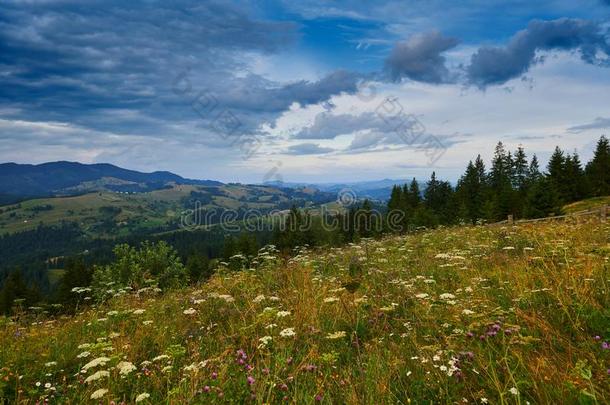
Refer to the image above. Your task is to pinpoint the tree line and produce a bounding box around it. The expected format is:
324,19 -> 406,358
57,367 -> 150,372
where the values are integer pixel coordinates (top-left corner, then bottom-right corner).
388,135 -> 610,226
1,136 -> 608,315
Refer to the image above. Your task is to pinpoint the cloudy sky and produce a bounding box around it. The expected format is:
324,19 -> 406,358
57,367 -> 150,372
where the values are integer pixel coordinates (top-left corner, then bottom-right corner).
1,0 -> 610,183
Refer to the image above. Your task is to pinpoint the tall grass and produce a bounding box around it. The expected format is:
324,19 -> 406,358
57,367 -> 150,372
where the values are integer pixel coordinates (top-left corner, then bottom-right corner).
1,219 -> 609,403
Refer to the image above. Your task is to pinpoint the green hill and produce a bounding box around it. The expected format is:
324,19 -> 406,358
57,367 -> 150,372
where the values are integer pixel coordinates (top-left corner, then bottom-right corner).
1,217 -> 608,403
563,195 -> 610,214
0,184 -> 333,237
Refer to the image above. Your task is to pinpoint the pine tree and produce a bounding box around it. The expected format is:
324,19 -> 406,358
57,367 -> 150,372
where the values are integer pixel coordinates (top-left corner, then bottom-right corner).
586,135 -> 610,196
424,172 -> 440,210
565,152 -> 588,201
489,142 -> 515,220
387,185 -> 401,212
547,146 -> 577,204
513,146 -> 529,191
527,154 -> 542,184
456,156 -> 487,223
409,178 -> 421,207
524,177 -> 562,218
489,142 -> 511,191
423,172 -> 455,224
456,161 -> 476,222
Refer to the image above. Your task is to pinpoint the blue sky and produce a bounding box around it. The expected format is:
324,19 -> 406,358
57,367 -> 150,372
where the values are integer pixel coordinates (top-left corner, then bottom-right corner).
1,0 -> 609,183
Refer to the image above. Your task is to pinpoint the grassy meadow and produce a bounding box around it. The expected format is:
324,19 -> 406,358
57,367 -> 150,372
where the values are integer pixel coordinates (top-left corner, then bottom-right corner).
1,218 -> 609,404
0,184 -> 306,237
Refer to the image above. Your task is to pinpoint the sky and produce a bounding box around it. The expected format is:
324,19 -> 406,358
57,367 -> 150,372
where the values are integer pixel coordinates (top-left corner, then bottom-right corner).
1,0 -> 610,184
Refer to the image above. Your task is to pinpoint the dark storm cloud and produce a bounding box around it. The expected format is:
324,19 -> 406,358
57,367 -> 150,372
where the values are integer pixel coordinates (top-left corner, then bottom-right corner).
466,18 -> 610,88
384,31 -> 460,84
0,0 -> 363,141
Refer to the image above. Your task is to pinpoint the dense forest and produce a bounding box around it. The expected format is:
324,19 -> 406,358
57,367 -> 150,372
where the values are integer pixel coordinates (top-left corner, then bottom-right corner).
1,136 -> 609,315
387,135 -> 610,227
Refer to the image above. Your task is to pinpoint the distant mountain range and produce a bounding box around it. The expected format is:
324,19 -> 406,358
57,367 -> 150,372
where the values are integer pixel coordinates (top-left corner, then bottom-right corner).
0,161 -> 222,201
263,178 -> 422,201
0,161 -> 419,204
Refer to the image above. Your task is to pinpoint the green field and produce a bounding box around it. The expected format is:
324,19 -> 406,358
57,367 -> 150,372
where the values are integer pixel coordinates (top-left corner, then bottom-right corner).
0,184 -> 317,237
1,217 -> 609,403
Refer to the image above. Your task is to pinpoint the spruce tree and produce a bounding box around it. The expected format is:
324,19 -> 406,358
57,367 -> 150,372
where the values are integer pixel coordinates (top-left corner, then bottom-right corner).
527,154 -> 542,184
489,142 -> 515,220
387,185 -> 401,212
409,178 -> 421,207
565,152 -> 588,201
586,135 -> 610,196
524,177 -> 562,218
513,146 -> 529,191
456,156 -> 487,223
547,146 -> 570,203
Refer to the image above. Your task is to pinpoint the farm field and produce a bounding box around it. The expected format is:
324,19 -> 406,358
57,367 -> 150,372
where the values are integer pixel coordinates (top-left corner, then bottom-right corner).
1,218 -> 608,403
0,184 -> 328,237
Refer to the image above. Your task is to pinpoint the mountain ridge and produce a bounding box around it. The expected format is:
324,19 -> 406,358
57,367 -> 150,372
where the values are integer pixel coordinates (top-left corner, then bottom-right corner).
0,161 -> 222,197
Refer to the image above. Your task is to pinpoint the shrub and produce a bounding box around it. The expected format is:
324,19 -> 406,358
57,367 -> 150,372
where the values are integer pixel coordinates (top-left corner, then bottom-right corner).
91,241 -> 187,300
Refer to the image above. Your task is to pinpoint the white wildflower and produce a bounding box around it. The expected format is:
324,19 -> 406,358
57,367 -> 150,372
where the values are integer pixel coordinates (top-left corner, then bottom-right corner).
258,336 -> 273,347
90,388 -> 108,399
116,361 -> 136,376
279,327 -> 296,338
135,393 -> 150,402
82,357 -> 110,371
85,370 -> 109,383
326,331 -> 347,339
152,354 -> 170,362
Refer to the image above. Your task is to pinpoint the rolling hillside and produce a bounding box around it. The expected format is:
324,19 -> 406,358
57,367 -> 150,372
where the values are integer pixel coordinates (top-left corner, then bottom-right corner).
1,216 -> 608,403
0,161 -> 222,197
0,183 -> 334,237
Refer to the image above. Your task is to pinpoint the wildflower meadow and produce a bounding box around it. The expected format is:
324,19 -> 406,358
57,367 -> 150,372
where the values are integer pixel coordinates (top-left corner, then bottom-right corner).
1,218 -> 609,404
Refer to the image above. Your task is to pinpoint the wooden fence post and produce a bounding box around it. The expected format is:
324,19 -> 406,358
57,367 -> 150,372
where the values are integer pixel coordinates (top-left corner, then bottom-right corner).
601,205 -> 607,223
508,214 -> 514,225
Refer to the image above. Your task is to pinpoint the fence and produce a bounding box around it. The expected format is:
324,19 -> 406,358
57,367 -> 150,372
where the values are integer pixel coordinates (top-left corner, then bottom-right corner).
490,205 -> 607,226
